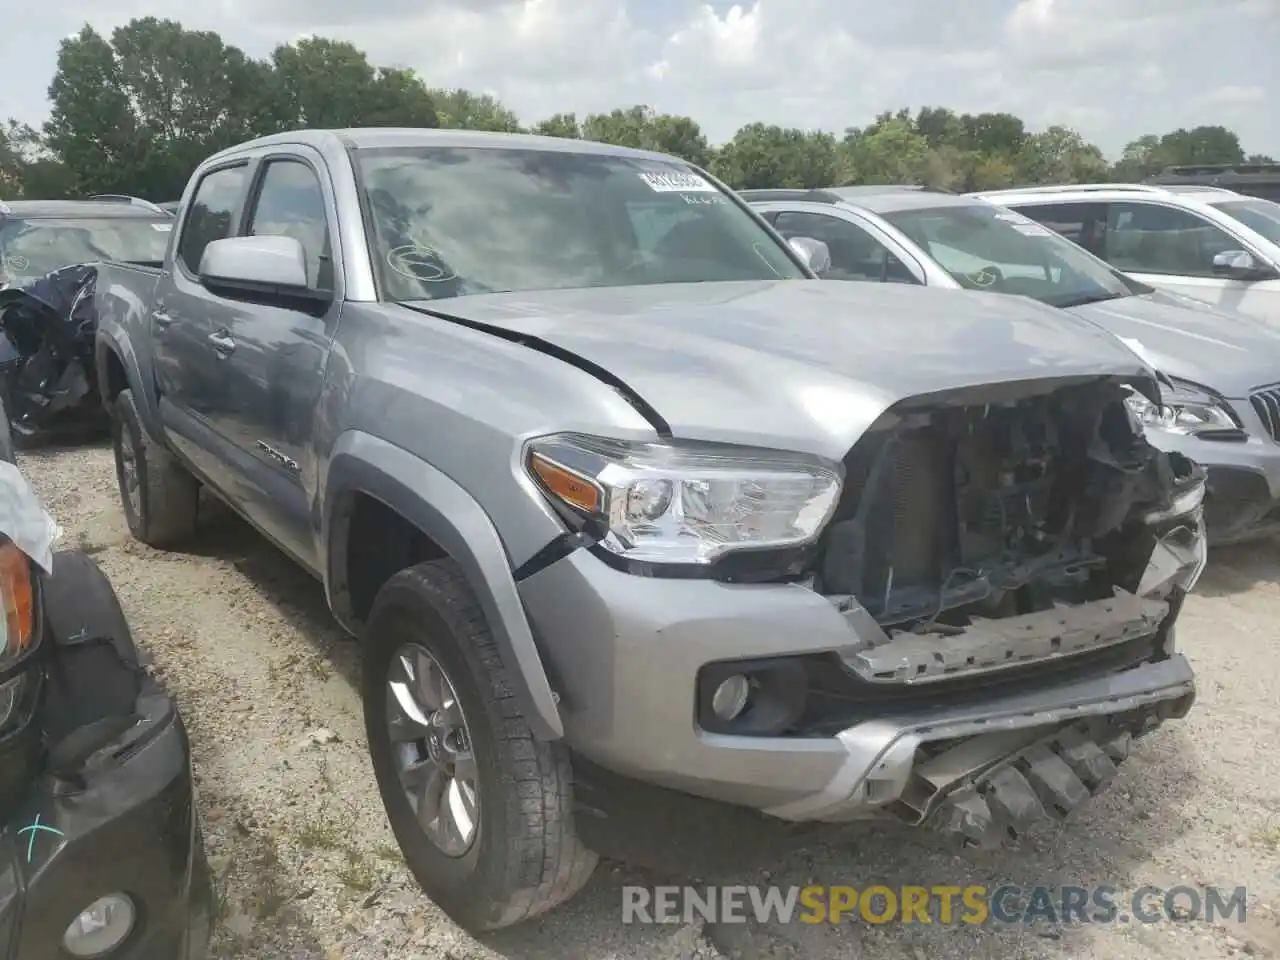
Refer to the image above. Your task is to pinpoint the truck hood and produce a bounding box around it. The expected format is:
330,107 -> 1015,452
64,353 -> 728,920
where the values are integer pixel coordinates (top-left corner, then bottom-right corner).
1065,290 -> 1280,398
407,280 -> 1156,461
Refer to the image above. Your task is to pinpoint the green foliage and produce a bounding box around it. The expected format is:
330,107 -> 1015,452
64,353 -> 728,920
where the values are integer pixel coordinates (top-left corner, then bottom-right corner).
1,19 -> 1269,201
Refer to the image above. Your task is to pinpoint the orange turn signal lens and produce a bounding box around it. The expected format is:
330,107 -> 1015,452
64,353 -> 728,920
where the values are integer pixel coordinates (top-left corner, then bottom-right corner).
529,453 -> 604,514
0,543 -> 33,657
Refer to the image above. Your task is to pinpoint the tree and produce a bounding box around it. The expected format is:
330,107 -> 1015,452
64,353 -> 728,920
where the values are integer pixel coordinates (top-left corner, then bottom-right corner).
44,19 -> 270,198
268,38 -> 437,130
531,113 -> 581,139
1016,125 -> 1109,184
430,89 -> 521,131
711,124 -> 839,189
11,20 -> 1269,200
1112,134 -> 1166,181
839,118 -> 931,185
1157,125 -> 1245,167
580,105 -> 713,167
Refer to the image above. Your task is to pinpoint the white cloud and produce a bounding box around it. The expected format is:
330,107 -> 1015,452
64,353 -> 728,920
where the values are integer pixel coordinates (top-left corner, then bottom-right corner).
0,0 -> 1274,158
1193,84 -> 1266,106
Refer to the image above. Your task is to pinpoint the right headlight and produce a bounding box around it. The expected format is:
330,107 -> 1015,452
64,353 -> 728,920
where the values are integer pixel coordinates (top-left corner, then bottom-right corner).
523,433 -> 843,567
1124,380 -> 1237,435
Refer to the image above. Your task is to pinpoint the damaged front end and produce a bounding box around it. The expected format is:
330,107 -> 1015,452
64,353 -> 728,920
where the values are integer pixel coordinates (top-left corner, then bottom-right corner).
0,264 -> 102,441
801,374 -> 1204,842
818,375 -> 1205,687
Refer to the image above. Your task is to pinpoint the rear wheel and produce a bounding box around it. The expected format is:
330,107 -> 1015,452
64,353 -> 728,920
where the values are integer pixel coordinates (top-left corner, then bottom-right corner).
362,560 -> 597,931
111,389 -> 200,548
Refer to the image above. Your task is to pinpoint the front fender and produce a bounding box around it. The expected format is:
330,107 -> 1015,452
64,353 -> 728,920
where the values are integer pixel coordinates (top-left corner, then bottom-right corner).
323,431 -> 564,740
94,328 -> 161,437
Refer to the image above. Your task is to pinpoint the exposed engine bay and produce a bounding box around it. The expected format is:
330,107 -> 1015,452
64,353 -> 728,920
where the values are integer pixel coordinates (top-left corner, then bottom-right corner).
816,376 -> 1206,686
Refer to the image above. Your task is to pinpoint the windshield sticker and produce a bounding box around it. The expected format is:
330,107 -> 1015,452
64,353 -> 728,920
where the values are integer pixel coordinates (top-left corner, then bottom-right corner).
151,222 -> 172,231
1012,222 -> 1053,237
638,171 -> 717,193
387,245 -> 457,283
681,194 -> 723,205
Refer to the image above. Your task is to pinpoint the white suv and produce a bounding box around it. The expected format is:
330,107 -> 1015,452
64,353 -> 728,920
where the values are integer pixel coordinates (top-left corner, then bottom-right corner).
972,184 -> 1280,326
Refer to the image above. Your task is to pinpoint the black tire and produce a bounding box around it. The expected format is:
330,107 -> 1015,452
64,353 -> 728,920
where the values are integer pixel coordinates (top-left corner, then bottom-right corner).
111,388 -> 199,548
363,559 -> 598,932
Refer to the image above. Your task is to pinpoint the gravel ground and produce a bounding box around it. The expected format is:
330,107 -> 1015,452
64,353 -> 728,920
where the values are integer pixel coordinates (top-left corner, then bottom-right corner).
18,438 -> 1280,960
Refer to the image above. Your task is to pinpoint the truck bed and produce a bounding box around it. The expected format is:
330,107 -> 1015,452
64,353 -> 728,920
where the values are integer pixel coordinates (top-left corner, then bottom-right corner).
92,260 -> 166,410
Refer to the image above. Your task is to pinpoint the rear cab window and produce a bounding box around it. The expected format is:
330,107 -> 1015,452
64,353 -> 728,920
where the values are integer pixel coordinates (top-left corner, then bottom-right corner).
178,164 -> 251,275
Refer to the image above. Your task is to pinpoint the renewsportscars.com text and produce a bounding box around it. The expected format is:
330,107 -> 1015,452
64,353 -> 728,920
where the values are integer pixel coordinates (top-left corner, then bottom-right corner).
622,884 -> 1248,926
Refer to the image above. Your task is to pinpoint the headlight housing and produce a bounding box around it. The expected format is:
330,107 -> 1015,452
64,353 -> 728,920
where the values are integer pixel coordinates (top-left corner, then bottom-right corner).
0,540 -> 36,732
1124,380 -> 1238,435
524,433 -> 843,567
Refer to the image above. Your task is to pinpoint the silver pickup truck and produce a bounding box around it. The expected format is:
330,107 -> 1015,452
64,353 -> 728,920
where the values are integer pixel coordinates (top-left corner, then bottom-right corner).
93,128 -> 1207,932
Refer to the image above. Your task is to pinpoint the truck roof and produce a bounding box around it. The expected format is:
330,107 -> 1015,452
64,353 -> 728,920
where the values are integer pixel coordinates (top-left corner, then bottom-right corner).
207,127 -> 690,167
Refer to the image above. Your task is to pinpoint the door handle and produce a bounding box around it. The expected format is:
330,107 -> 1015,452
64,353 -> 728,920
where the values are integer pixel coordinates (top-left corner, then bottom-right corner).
208,331 -> 236,355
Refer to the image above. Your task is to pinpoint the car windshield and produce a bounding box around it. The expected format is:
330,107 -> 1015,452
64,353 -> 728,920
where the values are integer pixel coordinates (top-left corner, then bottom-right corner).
1209,198 -> 1280,246
880,203 -> 1139,308
354,146 -> 805,301
0,217 -> 172,286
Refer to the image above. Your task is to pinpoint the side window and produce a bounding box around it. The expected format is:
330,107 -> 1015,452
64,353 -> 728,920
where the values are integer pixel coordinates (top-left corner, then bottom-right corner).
1011,202 -> 1106,256
246,159 -> 333,290
772,211 -> 920,284
1102,201 -> 1241,277
178,165 -> 249,274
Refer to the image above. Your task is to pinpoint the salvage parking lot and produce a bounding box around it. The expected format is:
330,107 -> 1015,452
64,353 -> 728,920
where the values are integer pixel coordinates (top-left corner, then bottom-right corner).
22,440 -> 1280,960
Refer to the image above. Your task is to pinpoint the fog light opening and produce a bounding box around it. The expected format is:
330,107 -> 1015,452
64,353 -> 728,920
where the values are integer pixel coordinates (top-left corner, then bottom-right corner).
62,893 -> 135,958
711,674 -> 751,721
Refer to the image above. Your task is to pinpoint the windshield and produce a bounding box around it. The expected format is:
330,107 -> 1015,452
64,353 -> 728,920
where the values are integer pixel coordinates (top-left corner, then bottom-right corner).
880,203 -> 1139,308
1210,198 -> 1280,246
0,217 -> 172,286
354,146 -> 805,301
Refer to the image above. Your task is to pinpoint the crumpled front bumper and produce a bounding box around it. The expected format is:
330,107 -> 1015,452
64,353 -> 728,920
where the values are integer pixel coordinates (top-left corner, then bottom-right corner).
762,650 -> 1194,824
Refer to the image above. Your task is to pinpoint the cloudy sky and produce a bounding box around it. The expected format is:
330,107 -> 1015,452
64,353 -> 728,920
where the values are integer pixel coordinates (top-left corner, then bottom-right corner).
1,0 -> 1276,158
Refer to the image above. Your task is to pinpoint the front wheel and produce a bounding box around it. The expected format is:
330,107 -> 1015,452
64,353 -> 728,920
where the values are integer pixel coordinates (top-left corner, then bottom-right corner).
362,560 -> 597,932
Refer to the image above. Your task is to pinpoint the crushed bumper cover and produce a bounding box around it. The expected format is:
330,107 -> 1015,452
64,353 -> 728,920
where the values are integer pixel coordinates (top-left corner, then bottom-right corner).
761,651 -> 1194,823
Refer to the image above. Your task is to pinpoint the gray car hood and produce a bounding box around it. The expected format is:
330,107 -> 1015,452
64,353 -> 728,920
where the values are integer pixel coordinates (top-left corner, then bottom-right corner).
410,280 -> 1156,461
1067,290 -> 1280,398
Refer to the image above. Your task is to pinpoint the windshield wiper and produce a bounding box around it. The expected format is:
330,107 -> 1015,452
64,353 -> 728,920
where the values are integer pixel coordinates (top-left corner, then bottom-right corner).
1054,291 -> 1129,309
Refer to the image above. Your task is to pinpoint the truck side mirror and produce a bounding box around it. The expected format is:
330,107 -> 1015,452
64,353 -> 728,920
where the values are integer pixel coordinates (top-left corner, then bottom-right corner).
788,236 -> 832,276
198,236 -> 330,308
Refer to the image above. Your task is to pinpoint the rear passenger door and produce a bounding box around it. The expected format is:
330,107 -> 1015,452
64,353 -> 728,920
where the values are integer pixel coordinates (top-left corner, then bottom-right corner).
198,151 -> 340,573
153,161 -> 253,490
